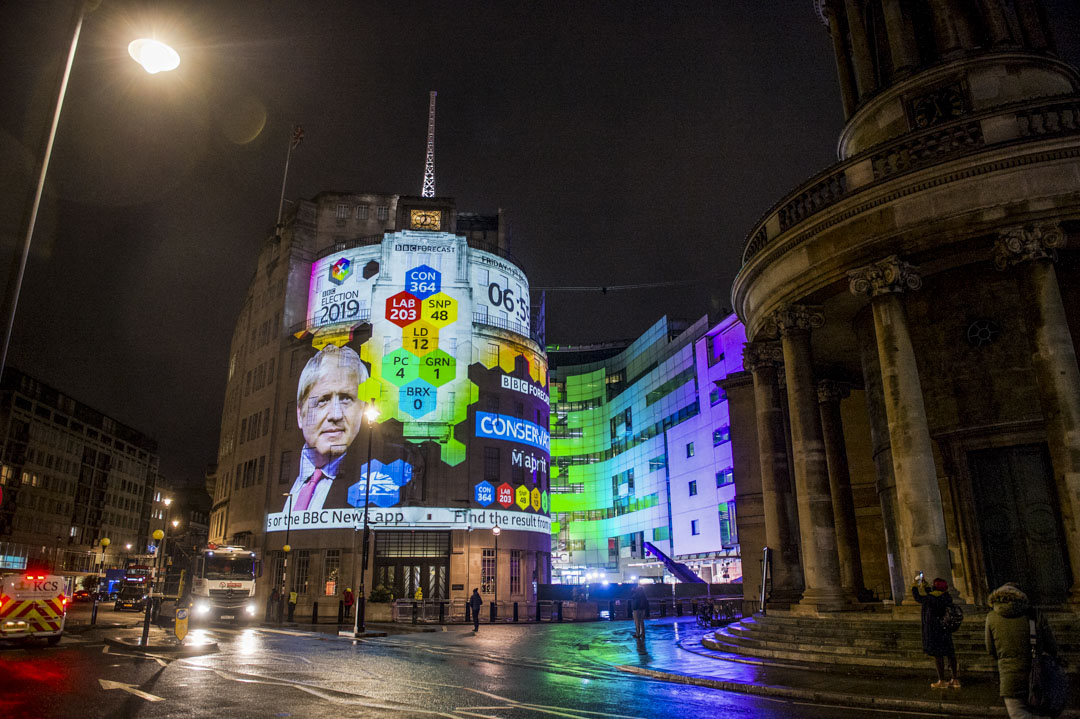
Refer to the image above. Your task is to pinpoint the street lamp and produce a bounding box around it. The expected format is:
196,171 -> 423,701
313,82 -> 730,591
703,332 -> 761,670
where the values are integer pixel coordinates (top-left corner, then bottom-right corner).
90,537 -> 109,625
0,9 -> 180,378
354,404 -> 380,638
492,525 -> 501,622
281,492 -> 293,624
141,497 -> 172,646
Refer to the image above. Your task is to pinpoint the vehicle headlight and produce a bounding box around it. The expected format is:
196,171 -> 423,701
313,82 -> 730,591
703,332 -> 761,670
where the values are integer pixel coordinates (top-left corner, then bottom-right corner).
196,602 -> 211,615
246,603 -> 257,615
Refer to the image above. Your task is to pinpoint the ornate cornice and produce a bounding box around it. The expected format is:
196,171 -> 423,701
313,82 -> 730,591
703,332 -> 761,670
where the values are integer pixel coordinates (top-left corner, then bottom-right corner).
763,304 -> 825,338
742,341 -> 784,374
992,222 -> 1066,270
848,255 -> 922,297
817,379 -> 851,404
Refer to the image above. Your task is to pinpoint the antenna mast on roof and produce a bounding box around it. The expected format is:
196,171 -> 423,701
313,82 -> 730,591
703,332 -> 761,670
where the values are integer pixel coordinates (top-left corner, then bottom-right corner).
421,91 -> 437,198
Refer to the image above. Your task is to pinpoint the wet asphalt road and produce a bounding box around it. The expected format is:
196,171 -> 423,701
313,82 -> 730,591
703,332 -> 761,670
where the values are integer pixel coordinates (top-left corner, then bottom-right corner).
2,606 -> 940,718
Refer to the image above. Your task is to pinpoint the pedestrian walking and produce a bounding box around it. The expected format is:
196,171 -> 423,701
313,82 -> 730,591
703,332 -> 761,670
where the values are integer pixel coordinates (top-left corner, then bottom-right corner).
468,588 -> 482,631
986,582 -> 1060,719
266,587 -> 279,623
912,574 -> 960,689
630,584 -> 649,638
287,590 -> 298,622
343,587 -> 354,619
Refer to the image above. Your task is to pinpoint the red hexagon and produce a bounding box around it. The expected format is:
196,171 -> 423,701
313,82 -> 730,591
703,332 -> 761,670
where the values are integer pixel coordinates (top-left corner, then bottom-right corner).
386,291 -> 420,327
497,483 -> 514,508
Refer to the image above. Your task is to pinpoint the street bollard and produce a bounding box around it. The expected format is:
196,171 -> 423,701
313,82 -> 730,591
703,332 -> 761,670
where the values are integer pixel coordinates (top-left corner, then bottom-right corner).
676,601 -> 683,616
412,601 -> 419,624
465,601 -> 471,623
312,601 -> 319,624
608,599 -> 615,620
489,601 -> 496,623
660,601 -> 667,618
337,600 -> 344,624
626,601 -> 633,620
90,600 -> 98,626
513,602 -> 519,622
691,600 -> 697,616
439,601 -> 446,624
556,600 -> 563,622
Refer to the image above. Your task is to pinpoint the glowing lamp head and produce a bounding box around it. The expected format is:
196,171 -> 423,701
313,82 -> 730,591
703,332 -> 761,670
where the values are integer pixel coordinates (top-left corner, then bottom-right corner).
100,538 -> 110,549
163,497 -> 173,507
152,529 -> 164,541
128,39 -> 180,74
283,544 -> 291,553
491,525 -> 501,537
364,405 -> 379,423
171,520 -> 180,528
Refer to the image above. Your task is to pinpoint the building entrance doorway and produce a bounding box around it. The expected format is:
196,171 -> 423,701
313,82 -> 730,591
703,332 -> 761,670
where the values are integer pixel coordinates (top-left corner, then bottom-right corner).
372,531 -> 449,600
968,444 -> 1070,604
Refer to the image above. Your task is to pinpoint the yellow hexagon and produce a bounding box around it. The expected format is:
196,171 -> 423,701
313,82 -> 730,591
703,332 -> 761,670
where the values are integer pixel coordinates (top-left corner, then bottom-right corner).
530,487 -> 541,511
403,321 -> 439,357
421,292 -> 457,328
515,485 -> 530,510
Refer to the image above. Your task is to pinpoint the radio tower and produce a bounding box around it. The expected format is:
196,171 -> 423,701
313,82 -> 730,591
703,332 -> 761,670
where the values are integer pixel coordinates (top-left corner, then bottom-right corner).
421,91 -> 437,198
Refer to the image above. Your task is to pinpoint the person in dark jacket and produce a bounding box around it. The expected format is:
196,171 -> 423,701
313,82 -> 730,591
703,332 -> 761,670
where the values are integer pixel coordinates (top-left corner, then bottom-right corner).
912,576 -> 959,689
985,582 -> 1058,719
630,585 -> 649,638
468,588 -> 483,632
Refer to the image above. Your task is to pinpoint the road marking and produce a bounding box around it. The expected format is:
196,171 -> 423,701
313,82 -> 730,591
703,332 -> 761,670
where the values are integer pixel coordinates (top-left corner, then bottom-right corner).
98,679 -> 165,702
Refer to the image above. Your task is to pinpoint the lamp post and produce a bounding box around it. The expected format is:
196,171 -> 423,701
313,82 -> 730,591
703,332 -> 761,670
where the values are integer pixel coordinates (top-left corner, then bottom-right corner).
0,8 -> 178,379
354,405 -> 380,638
281,492 -> 292,624
90,537 -> 109,625
491,524 -> 501,622
141,497 -> 171,646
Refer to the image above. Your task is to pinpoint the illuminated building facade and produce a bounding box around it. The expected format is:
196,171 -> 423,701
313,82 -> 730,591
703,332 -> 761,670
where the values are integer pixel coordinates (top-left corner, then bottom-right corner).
549,314 -> 746,584
212,194 -> 550,614
0,368 -> 163,571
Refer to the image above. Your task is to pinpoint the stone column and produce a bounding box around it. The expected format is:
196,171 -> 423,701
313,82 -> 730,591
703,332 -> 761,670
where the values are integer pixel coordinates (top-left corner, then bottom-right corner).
927,0 -> 962,57
843,0 -> 877,100
817,379 -> 865,596
824,0 -> 858,118
848,257 -> 952,597
994,224 -> 1080,603
880,0 -> 919,74
976,0 -> 1015,47
743,341 -> 805,601
768,306 -> 852,610
1014,0 -> 1050,52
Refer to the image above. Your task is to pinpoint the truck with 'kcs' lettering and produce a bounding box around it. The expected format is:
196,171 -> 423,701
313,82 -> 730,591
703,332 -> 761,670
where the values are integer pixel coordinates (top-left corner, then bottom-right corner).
0,572 -> 72,644
190,545 -> 261,623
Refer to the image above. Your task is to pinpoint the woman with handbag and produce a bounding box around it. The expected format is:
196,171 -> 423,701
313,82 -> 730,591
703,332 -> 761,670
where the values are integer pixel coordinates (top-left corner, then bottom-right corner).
985,582 -> 1061,718
913,575 -> 960,688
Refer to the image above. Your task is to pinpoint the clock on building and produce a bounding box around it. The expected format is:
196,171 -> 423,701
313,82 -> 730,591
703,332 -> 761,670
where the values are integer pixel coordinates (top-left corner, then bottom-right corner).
410,209 -> 441,231
911,87 -> 965,129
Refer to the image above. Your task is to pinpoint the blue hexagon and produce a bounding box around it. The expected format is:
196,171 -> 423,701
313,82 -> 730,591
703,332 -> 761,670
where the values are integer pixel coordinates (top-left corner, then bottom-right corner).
474,481 -> 494,507
347,460 -> 405,508
404,265 -> 441,300
400,380 -> 437,419
383,459 -> 414,487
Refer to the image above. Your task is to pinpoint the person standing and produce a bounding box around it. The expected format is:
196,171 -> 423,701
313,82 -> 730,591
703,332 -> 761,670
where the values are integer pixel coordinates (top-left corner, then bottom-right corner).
986,582 -> 1059,719
287,589 -> 298,622
468,588 -> 483,632
912,575 -> 960,689
343,587 -> 354,620
630,584 -> 649,638
266,587 -> 279,623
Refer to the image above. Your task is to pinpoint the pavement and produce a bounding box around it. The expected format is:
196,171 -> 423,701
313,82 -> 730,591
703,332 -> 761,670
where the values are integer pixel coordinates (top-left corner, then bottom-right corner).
66,610 -> 1078,717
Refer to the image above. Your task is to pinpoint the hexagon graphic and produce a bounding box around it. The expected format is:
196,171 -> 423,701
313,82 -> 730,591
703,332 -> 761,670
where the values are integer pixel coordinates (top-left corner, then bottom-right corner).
329,257 -> 352,285
474,481 -> 495,507
496,483 -> 514,508
541,491 -> 549,513
383,348 -> 419,387
421,293 -> 457,328
401,380 -> 437,418
419,349 -> 456,387
515,485 -> 530,510
386,291 -> 420,328
362,260 -> 380,279
347,460 -> 406,508
531,487 -> 541,512
405,265 -> 441,300
403,321 -> 438,357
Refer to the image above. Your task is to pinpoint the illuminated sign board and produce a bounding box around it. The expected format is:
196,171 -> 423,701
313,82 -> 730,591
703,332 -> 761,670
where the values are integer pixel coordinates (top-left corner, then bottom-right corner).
269,231 -> 549,535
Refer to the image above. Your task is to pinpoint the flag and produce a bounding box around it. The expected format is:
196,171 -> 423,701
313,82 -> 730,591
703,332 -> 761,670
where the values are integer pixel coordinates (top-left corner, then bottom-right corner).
291,125 -> 304,149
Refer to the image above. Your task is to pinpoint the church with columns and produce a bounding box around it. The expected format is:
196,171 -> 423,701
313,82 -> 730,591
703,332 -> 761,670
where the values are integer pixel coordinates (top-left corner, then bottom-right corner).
723,0 -> 1080,612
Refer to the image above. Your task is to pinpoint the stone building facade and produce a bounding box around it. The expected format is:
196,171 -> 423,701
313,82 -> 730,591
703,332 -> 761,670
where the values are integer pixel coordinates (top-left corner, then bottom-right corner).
725,0 -> 1080,611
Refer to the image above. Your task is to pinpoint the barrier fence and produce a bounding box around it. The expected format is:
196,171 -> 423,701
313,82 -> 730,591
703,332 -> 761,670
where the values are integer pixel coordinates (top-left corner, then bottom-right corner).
388,596 -> 744,625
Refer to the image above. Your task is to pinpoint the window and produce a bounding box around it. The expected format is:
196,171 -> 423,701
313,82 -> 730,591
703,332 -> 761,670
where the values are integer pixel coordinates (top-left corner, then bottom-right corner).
336,204 -> 348,219
716,468 -> 734,487
686,442 -> 694,458
510,550 -> 522,595
324,550 -> 340,595
688,480 -> 698,497
293,550 -> 310,594
713,425 -> 730,446
271,550 -> 285,590
279,451 -> 293,484
719,501 -> 738,546
691,519 -> 700,536
484,447 -> 500,481
355,205 -> 368,220
481,548 -> 495,593
377,205 -> 389,221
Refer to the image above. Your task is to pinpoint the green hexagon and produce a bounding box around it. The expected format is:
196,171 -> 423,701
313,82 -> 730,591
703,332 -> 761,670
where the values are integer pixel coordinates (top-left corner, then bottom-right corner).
419,349 -> 456,387
383,348 -> 419,387
422,292 -> 458,328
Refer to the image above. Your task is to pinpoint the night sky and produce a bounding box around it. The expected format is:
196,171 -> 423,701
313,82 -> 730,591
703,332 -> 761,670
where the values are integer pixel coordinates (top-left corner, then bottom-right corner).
1,1 -> 1077,488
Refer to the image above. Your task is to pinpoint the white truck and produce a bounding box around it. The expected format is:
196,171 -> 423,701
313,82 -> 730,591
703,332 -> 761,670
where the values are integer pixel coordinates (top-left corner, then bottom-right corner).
190,545 -> 260,624
0,572 -> 72,644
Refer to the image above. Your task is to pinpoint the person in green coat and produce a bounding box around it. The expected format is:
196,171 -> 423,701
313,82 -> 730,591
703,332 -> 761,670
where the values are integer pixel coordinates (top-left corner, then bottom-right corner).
985,582 -> 1058,718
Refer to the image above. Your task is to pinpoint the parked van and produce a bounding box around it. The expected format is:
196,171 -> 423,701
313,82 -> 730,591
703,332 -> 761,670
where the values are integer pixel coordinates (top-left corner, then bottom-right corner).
0,573 -> 72,644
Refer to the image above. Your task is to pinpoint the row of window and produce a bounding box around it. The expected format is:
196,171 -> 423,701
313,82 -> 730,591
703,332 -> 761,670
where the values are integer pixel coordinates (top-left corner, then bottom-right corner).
245,357 -> 276,397
239,408 -> 271,445
335,204 -> 390,221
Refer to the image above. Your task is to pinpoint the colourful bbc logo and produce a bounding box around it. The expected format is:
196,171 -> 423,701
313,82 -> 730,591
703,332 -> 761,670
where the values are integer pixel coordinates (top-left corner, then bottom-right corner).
329,257 -> 352,286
